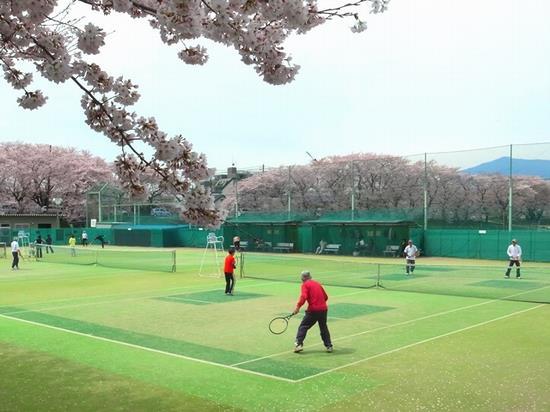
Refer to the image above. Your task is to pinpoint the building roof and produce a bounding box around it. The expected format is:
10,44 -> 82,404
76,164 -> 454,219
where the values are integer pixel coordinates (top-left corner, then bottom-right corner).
0,213 -> 59,217
304,219 -> 415,225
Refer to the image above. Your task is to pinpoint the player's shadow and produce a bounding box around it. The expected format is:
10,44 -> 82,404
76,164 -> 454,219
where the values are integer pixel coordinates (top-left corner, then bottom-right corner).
297,347 -> 356,356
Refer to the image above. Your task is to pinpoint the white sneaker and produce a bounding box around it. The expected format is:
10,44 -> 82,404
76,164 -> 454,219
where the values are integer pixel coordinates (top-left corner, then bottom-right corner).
294,344 -> 303,353
326,346 -> 333,353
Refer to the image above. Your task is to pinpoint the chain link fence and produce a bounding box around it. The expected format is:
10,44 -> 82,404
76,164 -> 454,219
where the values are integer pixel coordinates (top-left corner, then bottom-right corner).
221,142 -> 550,230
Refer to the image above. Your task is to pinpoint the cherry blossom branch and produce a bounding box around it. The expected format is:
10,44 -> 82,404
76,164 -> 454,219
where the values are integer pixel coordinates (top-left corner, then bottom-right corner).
318,0 -> 370,15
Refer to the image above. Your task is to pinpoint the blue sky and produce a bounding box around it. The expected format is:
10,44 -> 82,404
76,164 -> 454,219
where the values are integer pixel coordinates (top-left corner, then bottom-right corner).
1,0 -> 549,171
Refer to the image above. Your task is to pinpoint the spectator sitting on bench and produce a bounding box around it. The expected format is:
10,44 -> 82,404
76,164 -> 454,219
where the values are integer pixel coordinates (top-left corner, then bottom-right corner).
315,239 -> 327,254
354,237 -> 366,255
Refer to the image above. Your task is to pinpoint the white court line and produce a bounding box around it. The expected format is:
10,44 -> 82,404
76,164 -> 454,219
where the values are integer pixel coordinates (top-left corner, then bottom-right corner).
2,274 -> 548,383
295,304 -> 545,383
0,286 -> 547,384
332,289 -> 372,298
0,280 -> 281,317
164,297 -> 213,304
0,313 -> 295,384
0,283 -> 218,310
231,284 -> 550,367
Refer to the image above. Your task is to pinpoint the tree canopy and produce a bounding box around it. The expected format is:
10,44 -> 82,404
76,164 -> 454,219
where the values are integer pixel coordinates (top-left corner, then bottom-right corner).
222,153 -> 550,227
0,1 -> 388,227
0,142 -> 113,222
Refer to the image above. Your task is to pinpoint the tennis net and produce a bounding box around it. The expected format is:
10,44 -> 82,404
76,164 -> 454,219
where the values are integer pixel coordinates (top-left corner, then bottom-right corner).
241,253 -> 550,304
33,244 -> 176,273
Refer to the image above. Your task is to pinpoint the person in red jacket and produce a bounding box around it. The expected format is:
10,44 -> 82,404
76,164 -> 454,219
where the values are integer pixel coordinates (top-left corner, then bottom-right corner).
224,247 -> 237,295
292,270 -> 333,353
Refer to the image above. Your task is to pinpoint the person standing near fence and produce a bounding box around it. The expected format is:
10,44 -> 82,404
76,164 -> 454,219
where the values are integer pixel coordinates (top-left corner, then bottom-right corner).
82,231 -> 89,247
224,247 -> 236,295
68,234 -> 77,257
403,239 -> 419,275
10,237 -> 20,270
45,234 -> 54,253
292,271 -> 333,353
504,239 -> 522,279
232,236 -> 241,251
35,234 -> 43,258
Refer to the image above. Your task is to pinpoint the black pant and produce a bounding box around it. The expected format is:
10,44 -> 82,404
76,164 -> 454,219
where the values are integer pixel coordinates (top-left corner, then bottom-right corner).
46,245 -> 54,253
506,260 -> 521,277
295,310 -> 332,347
36,245 -> 43,258
224,273 -> 234,294
12,251 -> 19,269
406,259 -> 416,273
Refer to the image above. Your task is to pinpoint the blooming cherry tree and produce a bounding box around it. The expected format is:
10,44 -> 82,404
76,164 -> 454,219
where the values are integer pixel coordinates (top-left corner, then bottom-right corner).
0,142 -> 113,222
0,0 -> 389,227
221,153 -> 550,227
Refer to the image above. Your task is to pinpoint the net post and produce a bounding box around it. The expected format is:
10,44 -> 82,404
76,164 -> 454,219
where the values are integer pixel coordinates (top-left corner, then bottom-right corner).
239,251 -> 245,278
366,263 -> 385,289
171,249 -> 176,273
375,263 -> 386,288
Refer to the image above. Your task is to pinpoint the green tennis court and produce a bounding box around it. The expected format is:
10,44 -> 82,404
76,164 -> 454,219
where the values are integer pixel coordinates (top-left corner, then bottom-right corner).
1,247 -> 549,411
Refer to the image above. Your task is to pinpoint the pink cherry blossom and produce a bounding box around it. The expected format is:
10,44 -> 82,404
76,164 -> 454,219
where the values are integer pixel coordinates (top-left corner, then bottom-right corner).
0,0 -> 387,227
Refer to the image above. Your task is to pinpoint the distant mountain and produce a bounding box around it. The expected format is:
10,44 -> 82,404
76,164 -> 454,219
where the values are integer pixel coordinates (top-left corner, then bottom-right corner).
463,157 -> 550,179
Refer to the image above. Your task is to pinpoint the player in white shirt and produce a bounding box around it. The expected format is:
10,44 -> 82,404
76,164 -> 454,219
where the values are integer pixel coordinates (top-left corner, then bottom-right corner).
10,237 -> 20,270
403,239 -> 419,275
504,239 -> 522,279
82,231 -> 89,247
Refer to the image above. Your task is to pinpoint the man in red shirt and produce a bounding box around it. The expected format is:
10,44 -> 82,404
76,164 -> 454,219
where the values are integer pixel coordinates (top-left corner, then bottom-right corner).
292,271 -> 333,353
224,247 -> 237,295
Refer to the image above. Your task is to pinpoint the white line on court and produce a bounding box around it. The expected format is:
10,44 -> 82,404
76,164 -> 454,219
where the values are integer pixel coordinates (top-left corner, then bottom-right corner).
2,271 -> 548,383
0,276 -> 373,317
231,284 -> 550,367
0,280 -> 282,316
294,304 -> 545,383
0,313 -> 296,384
167,297 -> 213,304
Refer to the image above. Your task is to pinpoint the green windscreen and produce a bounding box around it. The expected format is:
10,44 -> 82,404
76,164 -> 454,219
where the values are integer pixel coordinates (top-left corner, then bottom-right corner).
33,245 -> 176,273
241,253 -> 550,304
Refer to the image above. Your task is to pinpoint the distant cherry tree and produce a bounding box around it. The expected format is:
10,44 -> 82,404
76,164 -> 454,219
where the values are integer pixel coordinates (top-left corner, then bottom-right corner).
0,142 -> 113,222
0,1 -> 389,227
221,153 -> 550,227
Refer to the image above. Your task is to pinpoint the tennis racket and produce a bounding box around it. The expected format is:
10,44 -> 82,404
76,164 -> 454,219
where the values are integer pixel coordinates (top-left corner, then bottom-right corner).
269,314 -> 294,335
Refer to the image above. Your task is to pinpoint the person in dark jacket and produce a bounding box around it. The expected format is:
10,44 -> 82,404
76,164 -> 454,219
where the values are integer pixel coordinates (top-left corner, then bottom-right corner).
45,234 -> 54,253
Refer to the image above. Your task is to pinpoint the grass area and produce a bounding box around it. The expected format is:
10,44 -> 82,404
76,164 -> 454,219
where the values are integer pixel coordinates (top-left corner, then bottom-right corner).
1,247 -> 549,411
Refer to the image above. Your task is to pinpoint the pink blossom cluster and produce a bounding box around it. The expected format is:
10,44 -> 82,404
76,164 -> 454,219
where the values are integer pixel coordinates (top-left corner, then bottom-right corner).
0,0 -> 387,227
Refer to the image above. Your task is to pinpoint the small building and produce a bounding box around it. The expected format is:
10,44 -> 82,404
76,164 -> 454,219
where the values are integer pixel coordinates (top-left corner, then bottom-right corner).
0,213 -> 61,243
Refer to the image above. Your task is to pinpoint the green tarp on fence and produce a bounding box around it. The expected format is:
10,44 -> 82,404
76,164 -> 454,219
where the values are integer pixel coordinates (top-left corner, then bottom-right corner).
419,229 -> 550,261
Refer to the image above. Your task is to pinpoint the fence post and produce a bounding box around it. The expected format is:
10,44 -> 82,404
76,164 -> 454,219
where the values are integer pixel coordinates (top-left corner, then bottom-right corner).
508,145 -> 513,232
351,160 -> 356,221
287,165 -> 292,220
423,153 -> 428,230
